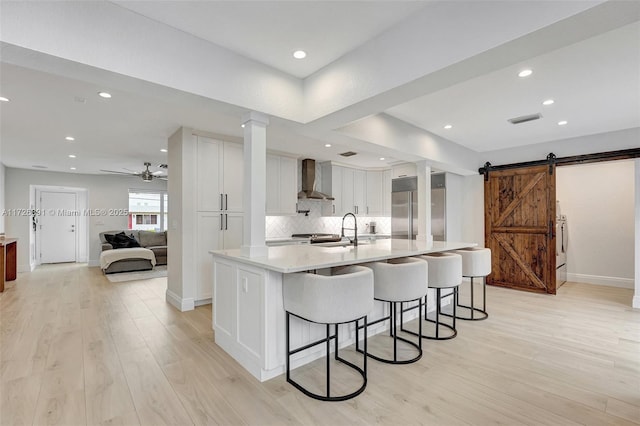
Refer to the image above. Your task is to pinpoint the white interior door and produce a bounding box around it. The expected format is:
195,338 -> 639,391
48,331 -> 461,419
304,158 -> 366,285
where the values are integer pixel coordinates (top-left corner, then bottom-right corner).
40,191 -> 77,263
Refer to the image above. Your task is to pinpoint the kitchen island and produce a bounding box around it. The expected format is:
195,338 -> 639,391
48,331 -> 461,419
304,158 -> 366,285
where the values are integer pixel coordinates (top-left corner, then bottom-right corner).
210,239 -> 475,381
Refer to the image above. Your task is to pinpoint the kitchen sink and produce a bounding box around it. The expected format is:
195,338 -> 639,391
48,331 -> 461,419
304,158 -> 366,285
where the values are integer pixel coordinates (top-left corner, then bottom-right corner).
311,240 -> 371,247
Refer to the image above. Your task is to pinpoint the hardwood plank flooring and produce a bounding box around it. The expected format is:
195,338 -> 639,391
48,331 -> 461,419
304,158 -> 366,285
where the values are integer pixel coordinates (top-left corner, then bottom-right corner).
0,264 -> 638,425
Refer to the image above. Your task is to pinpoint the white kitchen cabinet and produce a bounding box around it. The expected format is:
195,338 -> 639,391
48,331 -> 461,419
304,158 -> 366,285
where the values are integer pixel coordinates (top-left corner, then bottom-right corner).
223,212 -> 244,249
339,167 -> 366,215
196,212 -> 221,301
195,135 -> 244,302
365,170 -> 392,216
196,211 -> 243,301
197,136 -> 243,212
266,154 -> 297,215
222,142 -> 244,212
322,162 -> 391,217
321,163 -> 343,216
366,171 -> 383,216
353,169 -> 366,215
383,169 -> 392,216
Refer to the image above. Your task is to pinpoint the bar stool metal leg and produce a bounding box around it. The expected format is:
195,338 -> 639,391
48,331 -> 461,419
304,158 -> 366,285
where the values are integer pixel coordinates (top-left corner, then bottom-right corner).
286,313 -> 368,402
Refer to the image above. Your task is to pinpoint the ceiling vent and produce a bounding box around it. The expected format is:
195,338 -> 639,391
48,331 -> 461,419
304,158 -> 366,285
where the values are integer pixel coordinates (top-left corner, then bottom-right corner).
508,113 -> 542,125
339,151 -> 357,157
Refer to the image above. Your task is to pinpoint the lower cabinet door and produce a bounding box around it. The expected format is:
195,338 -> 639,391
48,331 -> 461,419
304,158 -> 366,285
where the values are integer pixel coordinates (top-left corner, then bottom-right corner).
197,212 -> 222,301
223,213 -> 244,249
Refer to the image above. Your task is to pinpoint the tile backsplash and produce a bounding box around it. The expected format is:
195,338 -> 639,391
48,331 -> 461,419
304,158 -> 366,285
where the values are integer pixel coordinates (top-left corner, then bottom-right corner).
265,199 -> 390,238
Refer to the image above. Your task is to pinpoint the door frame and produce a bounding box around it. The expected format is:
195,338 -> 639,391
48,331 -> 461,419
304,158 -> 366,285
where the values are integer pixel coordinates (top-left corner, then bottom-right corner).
31,185 -> 89,269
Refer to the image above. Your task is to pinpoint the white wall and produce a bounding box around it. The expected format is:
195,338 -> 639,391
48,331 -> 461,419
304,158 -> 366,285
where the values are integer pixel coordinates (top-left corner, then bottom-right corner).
0,163 -> 5,235
556,160 -> 635,288
5,167 -> 166,271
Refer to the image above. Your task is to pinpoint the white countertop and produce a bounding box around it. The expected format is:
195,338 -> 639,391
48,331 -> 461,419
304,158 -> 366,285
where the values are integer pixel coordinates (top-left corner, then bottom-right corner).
210,239 -> 476,273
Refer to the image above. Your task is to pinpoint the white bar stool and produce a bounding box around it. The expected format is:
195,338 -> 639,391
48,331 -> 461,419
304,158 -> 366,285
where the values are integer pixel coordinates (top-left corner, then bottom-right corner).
283,265 -> 374,402
357,257 -> 428,364
450,247 -> 491,321
404,252 -> 462,340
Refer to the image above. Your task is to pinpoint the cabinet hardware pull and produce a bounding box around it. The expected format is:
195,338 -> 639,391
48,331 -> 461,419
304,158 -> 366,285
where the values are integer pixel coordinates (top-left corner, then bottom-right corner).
225,214 -> 228,230
225,194 -> 228,211
220,214 -> 223,231
332,205 -> 335,214
220,194 -> 223,211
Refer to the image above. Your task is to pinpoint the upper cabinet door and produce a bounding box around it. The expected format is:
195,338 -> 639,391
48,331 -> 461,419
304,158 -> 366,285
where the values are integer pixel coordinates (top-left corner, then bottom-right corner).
341,167 -> 354,215
197,137 -> 223,212
365,170 -> 383,216
266,155 -> 297,215
222,142 -> 244,212
353,170 -> 366,215
383,170 -> 392,216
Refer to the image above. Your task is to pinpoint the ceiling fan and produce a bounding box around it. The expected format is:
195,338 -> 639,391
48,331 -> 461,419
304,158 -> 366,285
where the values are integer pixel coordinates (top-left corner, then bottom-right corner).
101,162 -> 168,182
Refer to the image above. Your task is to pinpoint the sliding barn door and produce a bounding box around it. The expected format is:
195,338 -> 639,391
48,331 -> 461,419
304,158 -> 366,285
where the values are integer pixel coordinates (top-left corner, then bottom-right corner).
484,165 -> 556,294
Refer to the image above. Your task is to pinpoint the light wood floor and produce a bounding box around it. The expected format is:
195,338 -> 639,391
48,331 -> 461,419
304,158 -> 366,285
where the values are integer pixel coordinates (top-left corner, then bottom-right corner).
1,264 -> 638,425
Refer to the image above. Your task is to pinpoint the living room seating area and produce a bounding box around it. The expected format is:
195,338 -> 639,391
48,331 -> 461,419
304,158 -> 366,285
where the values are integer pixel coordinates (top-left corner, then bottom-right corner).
99,230 -> 167,274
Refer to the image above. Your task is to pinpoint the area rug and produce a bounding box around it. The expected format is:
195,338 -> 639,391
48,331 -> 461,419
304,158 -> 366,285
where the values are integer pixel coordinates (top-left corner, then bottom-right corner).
105,265 -> 167,283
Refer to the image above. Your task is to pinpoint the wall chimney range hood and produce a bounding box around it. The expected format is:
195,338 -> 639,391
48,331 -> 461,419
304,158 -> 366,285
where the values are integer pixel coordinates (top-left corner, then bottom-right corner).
297,159 -> 334,200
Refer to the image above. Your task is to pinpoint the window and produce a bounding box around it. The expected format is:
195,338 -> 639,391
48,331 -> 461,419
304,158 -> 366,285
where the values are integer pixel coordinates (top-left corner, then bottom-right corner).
128,191 -> 167,231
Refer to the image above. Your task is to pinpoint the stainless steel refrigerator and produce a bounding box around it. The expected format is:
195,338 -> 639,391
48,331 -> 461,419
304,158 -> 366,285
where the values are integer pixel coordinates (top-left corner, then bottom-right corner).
391,176 -> 418,239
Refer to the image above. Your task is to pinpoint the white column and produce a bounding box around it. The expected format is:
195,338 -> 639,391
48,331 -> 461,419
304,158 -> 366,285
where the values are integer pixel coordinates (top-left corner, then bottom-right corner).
241,112 -> 269,258
633,158 -> 640,309
416,160 -> 434,244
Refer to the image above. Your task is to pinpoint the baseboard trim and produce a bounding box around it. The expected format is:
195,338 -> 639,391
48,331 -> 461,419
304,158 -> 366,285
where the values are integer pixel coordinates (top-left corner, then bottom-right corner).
195,298 -> 212,306
567,273 -> 634,289
166,289 -> 195,312
633,295 -> 640,309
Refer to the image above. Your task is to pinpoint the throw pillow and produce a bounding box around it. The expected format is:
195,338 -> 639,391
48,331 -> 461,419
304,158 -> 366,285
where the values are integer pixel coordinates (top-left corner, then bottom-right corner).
105,232 -> 139,249
112,233 -> 132,249
128,234 -> 141,247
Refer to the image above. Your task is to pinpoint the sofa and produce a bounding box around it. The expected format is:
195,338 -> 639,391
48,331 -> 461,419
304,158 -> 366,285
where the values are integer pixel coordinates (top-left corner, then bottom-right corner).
99,230 -> 167,273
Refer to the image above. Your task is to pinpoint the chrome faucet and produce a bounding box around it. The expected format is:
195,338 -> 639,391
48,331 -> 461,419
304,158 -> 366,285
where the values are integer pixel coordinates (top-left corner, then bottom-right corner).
341,212 -> 358,247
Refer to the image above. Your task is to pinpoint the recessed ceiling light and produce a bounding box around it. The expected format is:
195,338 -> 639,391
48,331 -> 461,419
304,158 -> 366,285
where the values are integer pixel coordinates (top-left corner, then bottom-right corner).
324,144 -> 331,148
293,50 -> 307,59
241,124 -> 245,128
65,136 -> 75,141
160,148 -> 168,153
518,69 -> 533,78
98,91 -> 112,98
558,120 -> 568,126
379,157 -> 385,161
0,96 -> 9,102
70,167 -> 76,170
444,124 -> 452,129
542,99 -> 555,106
68,154 -> 76,158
